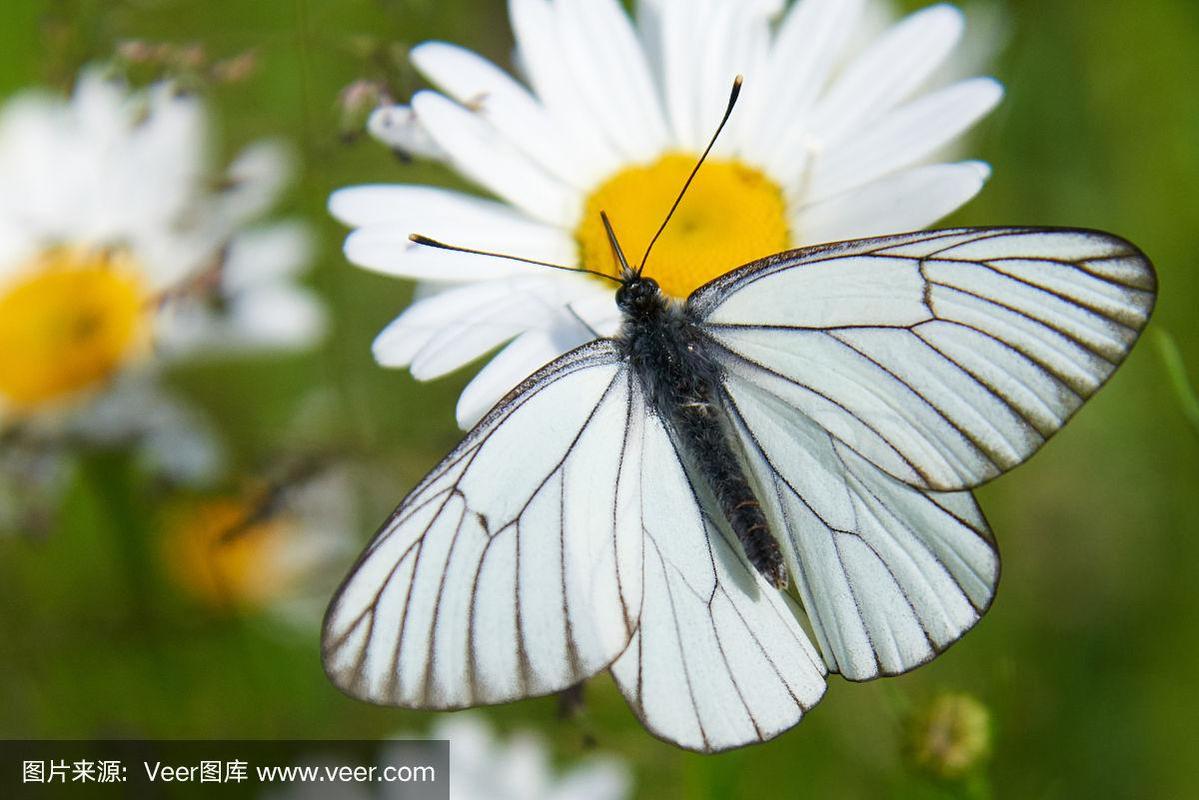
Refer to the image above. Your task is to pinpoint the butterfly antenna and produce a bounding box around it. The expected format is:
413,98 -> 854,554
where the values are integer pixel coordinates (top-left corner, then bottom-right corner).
600,211 -> 635,281
408,234 -> 623,285
637,75 -> 743,275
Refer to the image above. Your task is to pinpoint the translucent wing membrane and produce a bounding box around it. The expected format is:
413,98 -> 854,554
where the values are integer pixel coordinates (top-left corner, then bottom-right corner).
691,228 -> 1156,491
609,394 -> 827,751
721,371 -> 998,680
323,341 -> 645,708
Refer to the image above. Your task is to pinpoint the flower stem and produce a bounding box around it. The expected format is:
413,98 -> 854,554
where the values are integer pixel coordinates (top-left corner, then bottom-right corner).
79,450 -> 157,628
1155,330 -> 1199,438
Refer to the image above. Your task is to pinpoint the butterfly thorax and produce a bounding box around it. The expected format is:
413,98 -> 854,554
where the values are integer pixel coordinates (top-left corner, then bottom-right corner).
616,276 -> 788,589
616,277 -> 717,412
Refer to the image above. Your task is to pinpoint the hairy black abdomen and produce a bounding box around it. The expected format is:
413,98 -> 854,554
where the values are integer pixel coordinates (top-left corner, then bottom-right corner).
670,401 -> 788,589
619,297 -> 787,589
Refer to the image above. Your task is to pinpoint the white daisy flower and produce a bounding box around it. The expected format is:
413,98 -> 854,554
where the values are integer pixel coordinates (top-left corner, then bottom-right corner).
332,0 -> 1003,429
0,68 -> 325,428
0,68 -> 326,535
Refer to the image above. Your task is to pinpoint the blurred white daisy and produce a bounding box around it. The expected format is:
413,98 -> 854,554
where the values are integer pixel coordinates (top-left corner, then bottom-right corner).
0,68 -> 326,532
267,714 -> 630,800
332,0 -> 1003,429
0,68 -> 324,425
399,714 -> 629,800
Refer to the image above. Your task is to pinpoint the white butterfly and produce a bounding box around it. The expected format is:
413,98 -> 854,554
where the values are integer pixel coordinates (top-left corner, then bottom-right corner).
323,222 -> 1155,752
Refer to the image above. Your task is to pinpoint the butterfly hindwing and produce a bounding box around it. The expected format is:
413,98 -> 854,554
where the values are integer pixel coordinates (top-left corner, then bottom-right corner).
609,394 -> 827,752
720,369 -> 998,680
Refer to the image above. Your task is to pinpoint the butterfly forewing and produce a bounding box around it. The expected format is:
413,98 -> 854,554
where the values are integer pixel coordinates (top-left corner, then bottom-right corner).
690,227 -> 1156,492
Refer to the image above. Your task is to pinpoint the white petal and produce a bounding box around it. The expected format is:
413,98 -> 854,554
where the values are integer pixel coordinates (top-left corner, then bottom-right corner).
807,77 -> 1002,201
0,70 -> 302,310
156,282 -> 326,355
331,183 -> 533,229
635,0 -> 667,84
552,0 -> 670,161
345,231 -> 527,282
153,301 -> 213,355
566,290 -> 623,338
649,0 -> 784,156
0,220 -> 34,274
332,185 -> 576,271
807,4 -> 965,144
700,1 -> 775,158
335,187 -> 577,282
724,18 -> 779,158
508,0 -> 624,179
411,91 -> 581,227
455,323 -> 592,429
552,760 -> 633,800
348,230 -> 580,282
366,104 -> 446,161
406,300 -> 538,379
222,221 -> 313,290
228,284 -> 328,350
371,275 -> 591,377
410,42 -> 590,187
656,0 -> 710,149
746,0 -> 865,170
796,161 -> 990,243
220,140 -> 293,224
121,85 -> 208,234
653,0 -> 784,155
73,70 -> 139,152
454,281 -> 618,427
371,285 -> 497,371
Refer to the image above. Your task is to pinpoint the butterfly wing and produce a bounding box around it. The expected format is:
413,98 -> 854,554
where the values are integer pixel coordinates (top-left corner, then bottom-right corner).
323,340 -> 645,708
609,386 -> 828,752
720,370 -> 998,680
325,334 -> 828,748
690,227 -> 1156,492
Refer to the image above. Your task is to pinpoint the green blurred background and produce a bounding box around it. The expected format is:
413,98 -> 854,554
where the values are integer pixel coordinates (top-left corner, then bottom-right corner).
1,0 -> 1197,797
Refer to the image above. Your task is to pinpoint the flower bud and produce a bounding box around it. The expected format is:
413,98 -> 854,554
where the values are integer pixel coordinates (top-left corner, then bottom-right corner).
905,692 -> 992,780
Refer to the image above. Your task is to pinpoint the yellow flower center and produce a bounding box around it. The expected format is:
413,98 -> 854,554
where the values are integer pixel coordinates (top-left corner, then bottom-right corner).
0,247 -> 150,412
576,153 -> 792,298
162,496 -> 296,610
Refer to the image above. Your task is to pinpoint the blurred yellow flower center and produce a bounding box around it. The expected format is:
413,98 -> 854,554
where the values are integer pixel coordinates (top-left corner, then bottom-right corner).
163,497 -> 295,609
0,248 -> 149,412
576,153 -> 792,298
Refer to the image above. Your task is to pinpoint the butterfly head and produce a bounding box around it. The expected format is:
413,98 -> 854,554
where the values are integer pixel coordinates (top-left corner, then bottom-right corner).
615,275 -> 662,318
